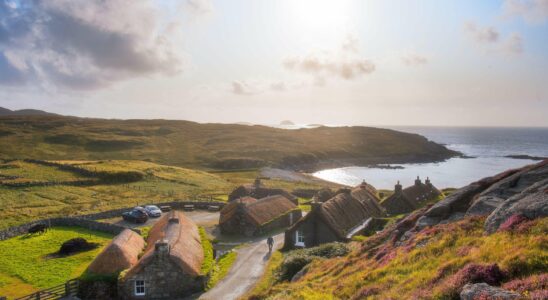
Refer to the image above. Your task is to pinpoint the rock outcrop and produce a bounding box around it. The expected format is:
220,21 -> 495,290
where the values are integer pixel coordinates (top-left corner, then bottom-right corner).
460,283 -> 521,300
416,160 -> 548,233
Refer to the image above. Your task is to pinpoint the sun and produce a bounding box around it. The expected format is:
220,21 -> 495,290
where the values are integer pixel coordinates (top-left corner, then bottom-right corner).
286,0 -> 355,33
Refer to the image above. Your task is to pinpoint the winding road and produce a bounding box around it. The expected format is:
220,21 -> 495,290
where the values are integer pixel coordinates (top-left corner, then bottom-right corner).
199,234 -> 284,300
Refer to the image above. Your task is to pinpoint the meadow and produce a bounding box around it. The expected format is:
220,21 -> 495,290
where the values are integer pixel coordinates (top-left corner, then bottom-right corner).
0,226 -> 114,298
0,115 -> 457,171
0,160 -> 330,229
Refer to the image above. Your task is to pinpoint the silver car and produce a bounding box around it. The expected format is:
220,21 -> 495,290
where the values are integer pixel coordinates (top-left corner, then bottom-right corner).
144,205 -> 162,218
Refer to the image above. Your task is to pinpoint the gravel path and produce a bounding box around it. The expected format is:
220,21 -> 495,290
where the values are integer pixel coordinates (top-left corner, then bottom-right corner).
199,234 -> 284,300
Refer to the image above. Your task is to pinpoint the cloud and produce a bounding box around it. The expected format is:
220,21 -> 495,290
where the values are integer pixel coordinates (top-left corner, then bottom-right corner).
464,22 -> 524,56
231,81 -> 259,95
270,82 -> 286,92
401,54 -> 428,67
502,32 -> 524,54
184,0 -> 214,15
502,0 -> 548,24
464,22 -> 500,44
0,0 -> 194,90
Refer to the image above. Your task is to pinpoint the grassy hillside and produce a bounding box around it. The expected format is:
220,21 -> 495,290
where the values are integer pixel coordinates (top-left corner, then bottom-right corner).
0,115 -> 457,171
0,227 -> 113,298
250,216 -> 547,299
0,160 -> 334,229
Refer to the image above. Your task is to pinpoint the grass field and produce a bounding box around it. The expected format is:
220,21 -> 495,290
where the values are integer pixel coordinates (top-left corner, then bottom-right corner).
0,226 -> 114,298
0,115 -> 457,171
0,160 -> 332,229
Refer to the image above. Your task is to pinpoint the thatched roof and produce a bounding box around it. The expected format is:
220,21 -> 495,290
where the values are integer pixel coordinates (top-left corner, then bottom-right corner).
383,180 -> 441,211
318,191 -> 383,239
228,183 -> 297,203
220,195 -> 297,227
219,197 -> 257,225
125,211 -> 204,277
86,229 -> 145,275
245,195 -> 297,226
289,184 -> 385,240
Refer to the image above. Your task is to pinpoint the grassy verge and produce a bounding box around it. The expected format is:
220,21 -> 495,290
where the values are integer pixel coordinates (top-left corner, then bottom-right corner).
0,226 -> 113,298
206,251 -> 238,290
199,227 -> 214,276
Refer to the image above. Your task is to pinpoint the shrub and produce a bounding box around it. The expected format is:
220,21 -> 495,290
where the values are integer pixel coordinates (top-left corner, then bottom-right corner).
438,263 -> 505,299
502,273 -> 548,296
277,253 -> 314,282
277,243 -> 349,282
498,214 -> 529,232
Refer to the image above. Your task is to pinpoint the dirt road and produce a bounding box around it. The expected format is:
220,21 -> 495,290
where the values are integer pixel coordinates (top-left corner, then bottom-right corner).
199,234 -> 284,300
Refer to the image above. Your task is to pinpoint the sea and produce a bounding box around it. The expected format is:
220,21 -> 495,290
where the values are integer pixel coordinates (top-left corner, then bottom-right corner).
312,126 -> 548,189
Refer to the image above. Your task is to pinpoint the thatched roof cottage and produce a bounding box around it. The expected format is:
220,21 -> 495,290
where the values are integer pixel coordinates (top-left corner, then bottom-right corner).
220,195 -> 302,237
118,211 -> 205,299
381,177 -> 441,215
228,178 -> 298,204
284,183 -> 385,249
86,229 -> 145,275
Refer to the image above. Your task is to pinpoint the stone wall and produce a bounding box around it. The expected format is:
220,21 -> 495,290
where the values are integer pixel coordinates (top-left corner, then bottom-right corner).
0,200 -> 224,241
0,217 -> 138,241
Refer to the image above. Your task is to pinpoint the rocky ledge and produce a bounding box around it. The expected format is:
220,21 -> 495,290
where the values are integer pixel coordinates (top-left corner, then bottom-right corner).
415,159 -> 547,233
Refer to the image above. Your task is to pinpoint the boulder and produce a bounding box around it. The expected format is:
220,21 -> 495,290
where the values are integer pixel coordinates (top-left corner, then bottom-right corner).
460,283 -> 521,300
467,161 -> 548,217
484,179 -> 548,234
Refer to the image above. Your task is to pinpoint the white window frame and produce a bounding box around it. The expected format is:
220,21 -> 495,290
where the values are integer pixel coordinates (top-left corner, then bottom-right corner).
295,229 -> 305,247
134,280 -> 145,296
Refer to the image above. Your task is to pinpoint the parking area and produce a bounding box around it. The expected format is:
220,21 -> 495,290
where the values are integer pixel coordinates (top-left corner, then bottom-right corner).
98,210 -> 221,234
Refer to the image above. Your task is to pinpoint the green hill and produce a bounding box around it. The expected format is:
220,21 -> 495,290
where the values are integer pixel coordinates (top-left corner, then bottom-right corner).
0,115 -> 457,171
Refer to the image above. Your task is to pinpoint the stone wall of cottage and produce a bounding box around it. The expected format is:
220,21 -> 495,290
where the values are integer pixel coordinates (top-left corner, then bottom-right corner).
118,245 -> 204,299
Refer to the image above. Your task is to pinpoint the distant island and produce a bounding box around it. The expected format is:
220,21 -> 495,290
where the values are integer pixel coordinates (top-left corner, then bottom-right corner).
0,106 -> 57,116
279,120 -> 295,126
0,114 -> 459,171
505,154 -> 547,161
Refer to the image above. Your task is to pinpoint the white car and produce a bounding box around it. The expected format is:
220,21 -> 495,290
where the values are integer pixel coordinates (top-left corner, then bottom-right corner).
144,205 -> 162,218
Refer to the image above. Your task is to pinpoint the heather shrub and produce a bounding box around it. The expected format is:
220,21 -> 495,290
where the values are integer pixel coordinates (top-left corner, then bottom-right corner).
503,273 -> 548,296
437,263 -> 505,299
498,214 -> 529,232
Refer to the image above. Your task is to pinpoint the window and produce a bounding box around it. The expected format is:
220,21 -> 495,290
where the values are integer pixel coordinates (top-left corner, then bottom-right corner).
135,280 -> 145,296
295,229 -> 305,247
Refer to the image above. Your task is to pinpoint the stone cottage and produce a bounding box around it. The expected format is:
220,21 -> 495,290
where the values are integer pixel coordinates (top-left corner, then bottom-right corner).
118,211 -> 205,299
86,229 -> 145,275
220,195 -> 302,236
284,183 -> 385,249
381,177 -> 441,215
228,178 -> 298,204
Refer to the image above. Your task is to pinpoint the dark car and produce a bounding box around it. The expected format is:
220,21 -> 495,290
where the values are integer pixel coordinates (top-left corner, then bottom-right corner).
122,207 -> 148,223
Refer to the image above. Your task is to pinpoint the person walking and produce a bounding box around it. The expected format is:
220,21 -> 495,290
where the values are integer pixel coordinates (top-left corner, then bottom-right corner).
267,236 -> 274,252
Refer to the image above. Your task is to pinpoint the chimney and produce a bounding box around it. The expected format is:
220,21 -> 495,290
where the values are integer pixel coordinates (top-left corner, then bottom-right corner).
425,177 -> 432,186
155,239 -> 170,259
168,217 -> 180,224
395,181 -> 402,194
310,201 -> 322,213
360,180 -> 367,189
253,178 -> 261,188
415,176 -> 422,186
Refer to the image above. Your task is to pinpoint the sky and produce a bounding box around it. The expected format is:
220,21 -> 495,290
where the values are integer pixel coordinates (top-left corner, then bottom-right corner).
0,0 -> 547,127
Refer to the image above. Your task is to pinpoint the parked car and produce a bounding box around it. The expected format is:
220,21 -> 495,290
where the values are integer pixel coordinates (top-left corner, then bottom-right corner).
122,207 -> 148,223
144,205 -> 162,217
